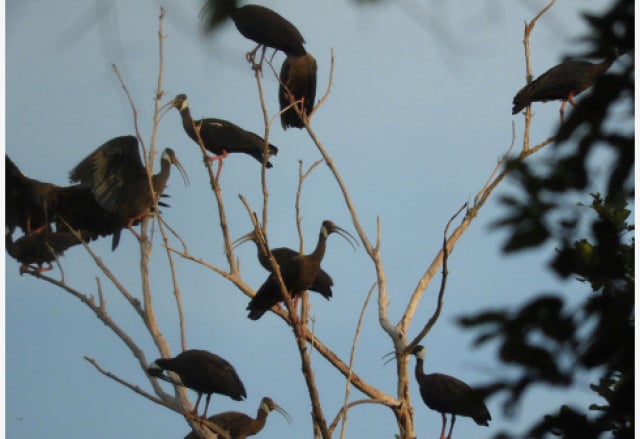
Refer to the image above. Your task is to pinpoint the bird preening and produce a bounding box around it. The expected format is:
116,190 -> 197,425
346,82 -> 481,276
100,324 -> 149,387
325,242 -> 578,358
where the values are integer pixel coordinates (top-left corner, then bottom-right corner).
410,345 -> 490,439
245,220 -> 357,320
148,349 -> 247,419
279,53 -> 318,129
512,49 -> 619,122
184,396 -> 292,439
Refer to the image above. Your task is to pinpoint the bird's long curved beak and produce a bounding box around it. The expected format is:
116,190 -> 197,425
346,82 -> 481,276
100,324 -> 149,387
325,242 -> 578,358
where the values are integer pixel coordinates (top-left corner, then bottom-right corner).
333,226 -> 358,250
231,230 -> 258,250
158,99 -> 176,121
171,156 -> 190,187
272,403 -> 293,424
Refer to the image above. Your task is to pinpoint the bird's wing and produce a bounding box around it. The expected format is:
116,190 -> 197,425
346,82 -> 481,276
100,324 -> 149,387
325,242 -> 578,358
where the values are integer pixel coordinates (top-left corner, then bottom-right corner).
69,135 -> 146,212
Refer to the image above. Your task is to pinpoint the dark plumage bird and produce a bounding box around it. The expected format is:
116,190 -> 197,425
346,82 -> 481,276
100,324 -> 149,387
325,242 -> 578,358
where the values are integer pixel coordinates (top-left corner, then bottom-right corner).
184,396 -> 292,439
411,345 -> 490,439
231,229 -> 333,298
69,135 -> 188,248
6,155 -> 62,236
6,155 -> 128,249
148,349 -> 247,419
6,229 -> 88,274
512,51 -> 618,121
200,2 -> 306,61
279,53 -> 317,129
166,94 -> 278,169
246,220 -> 357,320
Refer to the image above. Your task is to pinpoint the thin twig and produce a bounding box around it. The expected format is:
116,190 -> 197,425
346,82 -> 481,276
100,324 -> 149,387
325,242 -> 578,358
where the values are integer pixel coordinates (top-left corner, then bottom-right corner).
406,202 -> 467,352
337,283 -> 375,438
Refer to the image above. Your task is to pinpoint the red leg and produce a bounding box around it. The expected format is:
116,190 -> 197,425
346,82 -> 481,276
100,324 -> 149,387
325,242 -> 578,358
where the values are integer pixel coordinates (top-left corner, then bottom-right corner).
559,99 -> 568,124
567,90 -> 577,107
126,213 -> 151,243
440,413 -> 447,439
207,149 -> 228,182
20,263 -> 53,275
26,217 -> 48,236
245,43 -> 260,64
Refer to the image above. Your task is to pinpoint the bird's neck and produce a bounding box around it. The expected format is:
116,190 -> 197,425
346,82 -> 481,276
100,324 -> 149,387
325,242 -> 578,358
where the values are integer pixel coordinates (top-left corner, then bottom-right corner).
178,106 -> 198,140
252,409 -> 268,432
414,357 -> 425,381
309,231 -> 328,263
152,159 -> 171,198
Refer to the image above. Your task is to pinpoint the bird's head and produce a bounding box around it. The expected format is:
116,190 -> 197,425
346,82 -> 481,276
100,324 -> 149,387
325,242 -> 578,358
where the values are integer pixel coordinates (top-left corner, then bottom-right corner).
171,94 -> 189,111
410,345 -> 426,360
147,360 -> 164,377
161,148 -> 189,187
261,397 -> 293,424
321,220 -> 358,250
158,94 -> 189,120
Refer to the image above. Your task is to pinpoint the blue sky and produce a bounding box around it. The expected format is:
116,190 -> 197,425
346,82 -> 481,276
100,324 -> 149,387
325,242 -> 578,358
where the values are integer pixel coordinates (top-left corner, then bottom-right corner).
6,1 -> 617,438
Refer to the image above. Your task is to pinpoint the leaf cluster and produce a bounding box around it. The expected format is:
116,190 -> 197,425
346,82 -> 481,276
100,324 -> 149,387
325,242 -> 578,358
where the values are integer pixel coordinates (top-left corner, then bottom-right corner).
459,0 -> 634,437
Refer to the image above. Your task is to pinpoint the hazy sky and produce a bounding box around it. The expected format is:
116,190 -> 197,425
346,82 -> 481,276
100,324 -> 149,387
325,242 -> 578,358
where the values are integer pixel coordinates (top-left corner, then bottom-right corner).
6,1 -> 616,438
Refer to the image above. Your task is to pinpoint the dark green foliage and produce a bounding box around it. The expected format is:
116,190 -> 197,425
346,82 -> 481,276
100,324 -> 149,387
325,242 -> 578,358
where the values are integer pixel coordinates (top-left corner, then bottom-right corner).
460,0 -> 633,437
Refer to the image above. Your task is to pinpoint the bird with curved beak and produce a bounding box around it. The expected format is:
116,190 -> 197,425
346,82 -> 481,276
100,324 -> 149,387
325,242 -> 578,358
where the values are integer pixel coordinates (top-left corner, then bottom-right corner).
230,228 -> 334,299
161,94 -> 278,179
246,220 -> 358,320
69,135 -> 189,246
184,396 -> 293,439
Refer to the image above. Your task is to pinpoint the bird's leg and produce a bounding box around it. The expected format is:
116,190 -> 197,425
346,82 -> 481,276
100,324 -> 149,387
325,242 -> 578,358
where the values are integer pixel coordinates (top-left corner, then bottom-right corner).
26,217 -> 47,236
268,48 -> 277,64
559,99 -> 568,124
20,262 -> 53,275
439,413 -> 447,439
190,392 -> 203,417
446,414 -> 456,439
207,150 -> 228,183
126,213 -> 152,243
567,90 -> 577,107
257,45 -> 267,74
245,43 -> 260,64
201,394 -> 212,420
246,44 -> 266,74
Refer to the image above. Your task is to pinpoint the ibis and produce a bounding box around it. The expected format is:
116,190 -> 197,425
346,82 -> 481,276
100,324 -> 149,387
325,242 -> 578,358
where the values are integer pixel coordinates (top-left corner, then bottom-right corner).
148,349 -> 247,419
410,345 -> 490,439
246,220 -> 356,320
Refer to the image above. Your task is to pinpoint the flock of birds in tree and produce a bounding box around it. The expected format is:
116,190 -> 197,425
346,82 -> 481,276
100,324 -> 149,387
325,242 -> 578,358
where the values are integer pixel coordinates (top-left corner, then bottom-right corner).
6,1 -> 620,438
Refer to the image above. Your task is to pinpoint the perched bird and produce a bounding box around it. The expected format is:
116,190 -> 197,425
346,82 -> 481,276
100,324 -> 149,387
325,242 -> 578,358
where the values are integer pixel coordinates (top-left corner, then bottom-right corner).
512,50 -> 618,121
231,228 -> 333,298
6,155 -> 63,236
184,396 -> 292,439
246,220 -> 357,320
69,135 -> 188,247
200,2 -> 306,66
279,53 -> 317,129
166,94 -> 278,169
6,155 -> 128,249
410,345 -> 490,439
52,185 -> 128,250
148,349 -> 247,419
6,228 -> 89,274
